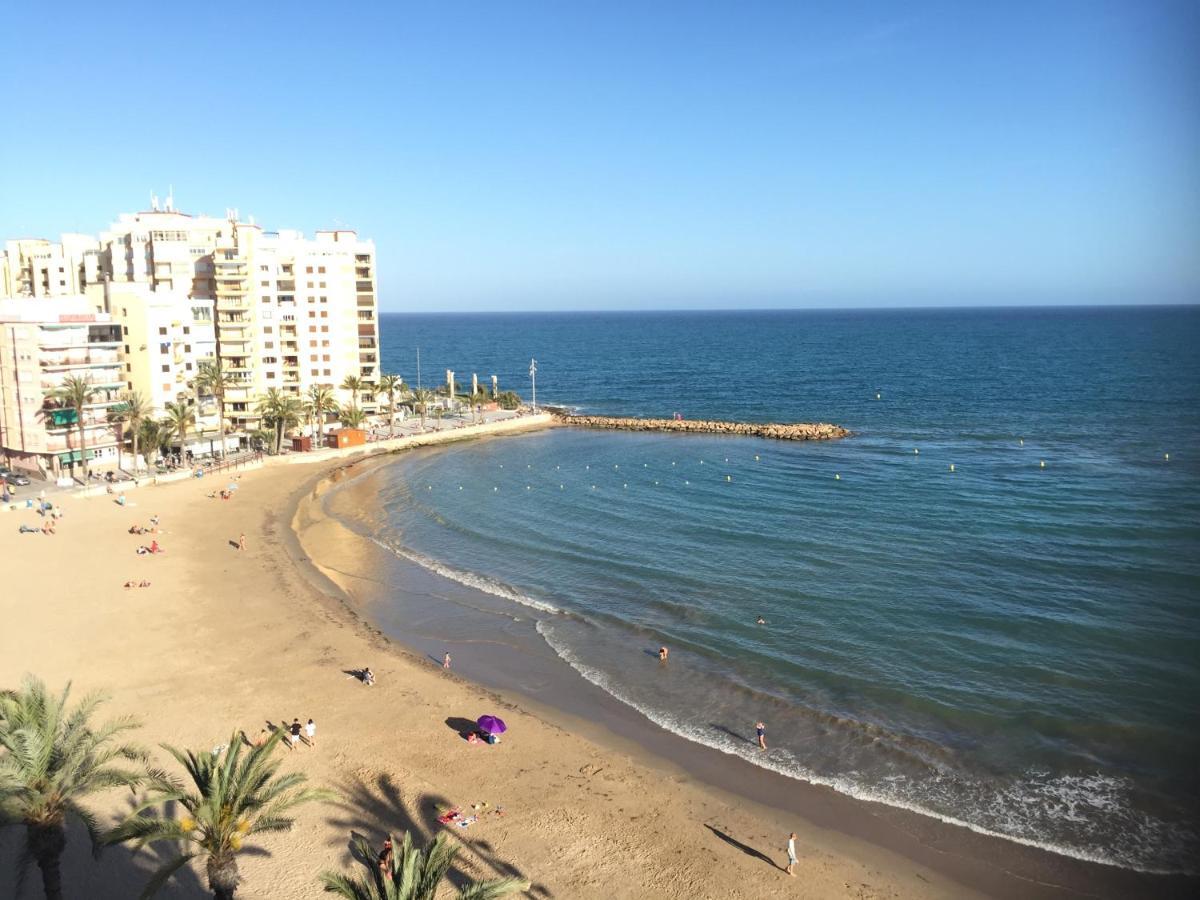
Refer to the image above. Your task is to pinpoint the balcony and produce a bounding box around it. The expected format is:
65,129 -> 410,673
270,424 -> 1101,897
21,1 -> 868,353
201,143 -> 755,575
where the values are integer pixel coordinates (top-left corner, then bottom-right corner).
357,296 -> 374,307
360,353 -> 377,363
356,281 -> 373,292
358,324 -> 376,337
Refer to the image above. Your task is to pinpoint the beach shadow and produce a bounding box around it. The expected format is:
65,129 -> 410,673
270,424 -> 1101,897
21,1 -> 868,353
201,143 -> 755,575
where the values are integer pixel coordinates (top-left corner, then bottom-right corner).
343,668 -> 371,685
641,648 -> 661,659
427,654 -> 446,666
445,716 -> 478,740
325,772 -> 547,895
710,723 -> 753,745
705,824 -> 783,871
227,539 -> 239,550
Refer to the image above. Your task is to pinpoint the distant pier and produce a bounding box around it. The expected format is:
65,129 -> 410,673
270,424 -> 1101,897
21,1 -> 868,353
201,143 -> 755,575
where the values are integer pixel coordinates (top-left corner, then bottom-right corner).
552,414 -> 849,441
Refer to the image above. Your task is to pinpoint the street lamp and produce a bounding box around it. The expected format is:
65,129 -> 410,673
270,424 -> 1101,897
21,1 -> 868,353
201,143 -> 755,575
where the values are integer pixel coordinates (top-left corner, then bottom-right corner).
529,358 -> 537,412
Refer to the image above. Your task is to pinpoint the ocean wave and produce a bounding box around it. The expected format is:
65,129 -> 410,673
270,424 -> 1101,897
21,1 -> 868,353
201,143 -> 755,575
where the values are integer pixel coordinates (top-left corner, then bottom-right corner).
535,620 -> 1195,875
367,535 -> 562,615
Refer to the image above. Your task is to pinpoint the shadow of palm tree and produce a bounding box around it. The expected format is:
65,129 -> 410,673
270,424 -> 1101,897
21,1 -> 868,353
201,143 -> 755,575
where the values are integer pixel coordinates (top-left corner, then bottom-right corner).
325,771 -> 552,897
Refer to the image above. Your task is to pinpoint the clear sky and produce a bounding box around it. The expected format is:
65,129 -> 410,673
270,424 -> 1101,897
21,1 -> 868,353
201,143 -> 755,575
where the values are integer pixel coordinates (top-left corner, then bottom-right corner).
1,1 -> 1196,311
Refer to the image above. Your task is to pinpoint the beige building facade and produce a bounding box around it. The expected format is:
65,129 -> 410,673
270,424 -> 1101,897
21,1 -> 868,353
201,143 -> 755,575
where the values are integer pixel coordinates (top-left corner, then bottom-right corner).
1,204 -> 382,473
0,297 -> 125,476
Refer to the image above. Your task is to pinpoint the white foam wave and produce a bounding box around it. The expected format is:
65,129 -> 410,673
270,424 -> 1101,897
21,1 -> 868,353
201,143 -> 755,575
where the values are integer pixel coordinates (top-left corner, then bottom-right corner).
369,536 -> 561,615
535,621 -> 1194,875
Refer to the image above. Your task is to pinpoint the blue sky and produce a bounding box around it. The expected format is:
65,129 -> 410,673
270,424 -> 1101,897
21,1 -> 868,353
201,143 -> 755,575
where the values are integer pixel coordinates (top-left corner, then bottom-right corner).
1,1 -> 1196,311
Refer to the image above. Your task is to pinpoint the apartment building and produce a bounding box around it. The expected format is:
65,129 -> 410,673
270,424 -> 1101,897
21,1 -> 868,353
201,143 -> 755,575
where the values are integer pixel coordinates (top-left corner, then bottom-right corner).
1,204 -> 382,474
0,297 -> 124,476
96,207 -> 380,431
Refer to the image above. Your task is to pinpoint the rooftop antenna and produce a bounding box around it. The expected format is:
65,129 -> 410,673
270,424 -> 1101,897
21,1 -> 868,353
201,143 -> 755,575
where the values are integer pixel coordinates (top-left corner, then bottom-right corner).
166,184 -> 174,211
151,192 -> 159,211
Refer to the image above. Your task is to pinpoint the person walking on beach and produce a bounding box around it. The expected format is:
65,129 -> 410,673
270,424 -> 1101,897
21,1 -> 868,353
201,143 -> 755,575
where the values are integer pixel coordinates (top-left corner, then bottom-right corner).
305,718 -> 316,747
443,652 -> 452,669
288,718 -> 302,749
658,646 -> 669,662
238,532 -> 246,551
785,832 -> 798,876
756,721 -> 767,750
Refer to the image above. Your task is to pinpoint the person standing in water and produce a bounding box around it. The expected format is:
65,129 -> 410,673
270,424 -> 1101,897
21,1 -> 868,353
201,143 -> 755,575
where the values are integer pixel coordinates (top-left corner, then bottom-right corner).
755,721 -> 767,750
658,646 -> 669,661
443,652 -> 452,669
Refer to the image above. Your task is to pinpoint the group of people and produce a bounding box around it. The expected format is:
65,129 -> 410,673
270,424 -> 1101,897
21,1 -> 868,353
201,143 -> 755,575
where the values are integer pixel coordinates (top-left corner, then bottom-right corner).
287,717 -> 317,749
135,540 -> 163,555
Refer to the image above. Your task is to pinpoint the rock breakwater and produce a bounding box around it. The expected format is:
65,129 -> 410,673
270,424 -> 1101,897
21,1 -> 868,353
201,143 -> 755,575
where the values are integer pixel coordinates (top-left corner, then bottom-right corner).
553,414 -> 849,441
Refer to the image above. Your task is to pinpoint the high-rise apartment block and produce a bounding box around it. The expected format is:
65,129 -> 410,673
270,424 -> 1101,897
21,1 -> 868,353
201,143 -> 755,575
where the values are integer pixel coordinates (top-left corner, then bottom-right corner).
0,203 -> 381,477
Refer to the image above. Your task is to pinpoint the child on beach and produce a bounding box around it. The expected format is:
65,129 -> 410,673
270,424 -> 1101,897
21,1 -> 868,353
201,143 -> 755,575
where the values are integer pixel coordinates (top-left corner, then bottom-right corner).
305,718 -> 316,747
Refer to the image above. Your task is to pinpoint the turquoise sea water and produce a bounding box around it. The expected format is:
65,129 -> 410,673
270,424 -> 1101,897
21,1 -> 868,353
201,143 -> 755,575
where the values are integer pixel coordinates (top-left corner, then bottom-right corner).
375,308 -> 1200,872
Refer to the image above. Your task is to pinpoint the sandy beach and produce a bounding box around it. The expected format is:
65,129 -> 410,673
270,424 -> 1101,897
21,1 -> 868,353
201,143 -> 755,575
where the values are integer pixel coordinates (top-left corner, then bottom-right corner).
0,424 -> 1191,899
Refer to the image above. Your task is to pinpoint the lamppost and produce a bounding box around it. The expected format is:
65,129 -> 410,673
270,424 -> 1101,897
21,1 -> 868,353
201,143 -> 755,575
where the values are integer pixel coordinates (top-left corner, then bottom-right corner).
529,358 -> 537,412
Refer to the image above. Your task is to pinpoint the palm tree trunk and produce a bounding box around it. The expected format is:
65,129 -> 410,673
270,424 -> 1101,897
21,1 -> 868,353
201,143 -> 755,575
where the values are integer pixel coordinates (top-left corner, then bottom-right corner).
389,395 -> 396,438
207,851 -> 240,899
116,425 -> 123,474
30,822 -> 66,900
133,431 -> 140,473
77,417 -> 87,480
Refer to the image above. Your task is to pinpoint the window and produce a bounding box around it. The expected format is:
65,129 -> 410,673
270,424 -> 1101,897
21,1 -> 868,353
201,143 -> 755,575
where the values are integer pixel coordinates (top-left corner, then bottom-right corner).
265,341 -> 274,349
163,383 -> 170,392
161,364 -> 170,373
158,326 -> 167,335
260,281 -> 269,288
311,368 -> 319,376
322,354 -> 330,361
267,371 -> 276,379
320,326 -> 328,333
125,364 -> 131,373
319,281 -> 326,288
309,340 -> 317,347
320,310 -> 327,318
319,296 -> 327,303
123,326 -> 128,335
324,368 -> 331,376
321,340 -> 330,347
183,326 -> 190,334
185,362 -> 193,371
124,345 -> 130,354
318,266 -> 325,274
308,310 -> 316,318
308,326 -> 316,333
262,295 -> 270,303
263,326 -> 273,334
184,344 -> 191,352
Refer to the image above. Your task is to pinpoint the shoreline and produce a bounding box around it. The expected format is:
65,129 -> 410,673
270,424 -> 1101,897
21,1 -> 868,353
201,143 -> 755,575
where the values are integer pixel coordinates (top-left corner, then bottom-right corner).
290,443 -> 1195,899
1,420 -> 1193,898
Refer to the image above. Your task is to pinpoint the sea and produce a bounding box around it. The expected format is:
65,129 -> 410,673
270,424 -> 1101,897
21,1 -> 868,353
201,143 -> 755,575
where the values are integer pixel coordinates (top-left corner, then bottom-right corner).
357,307 -> 1200,874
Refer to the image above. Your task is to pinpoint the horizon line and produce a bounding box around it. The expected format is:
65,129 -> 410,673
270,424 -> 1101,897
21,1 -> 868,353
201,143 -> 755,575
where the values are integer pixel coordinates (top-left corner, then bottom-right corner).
376,301 -> 1199,315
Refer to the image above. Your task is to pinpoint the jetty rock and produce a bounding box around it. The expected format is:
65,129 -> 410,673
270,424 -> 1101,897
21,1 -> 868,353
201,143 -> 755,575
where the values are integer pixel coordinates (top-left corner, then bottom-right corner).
552,414 -> 849,441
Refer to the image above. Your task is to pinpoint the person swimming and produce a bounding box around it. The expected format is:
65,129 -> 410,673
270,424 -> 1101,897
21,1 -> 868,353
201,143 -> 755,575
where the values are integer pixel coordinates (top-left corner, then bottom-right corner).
756,616 -> 766,625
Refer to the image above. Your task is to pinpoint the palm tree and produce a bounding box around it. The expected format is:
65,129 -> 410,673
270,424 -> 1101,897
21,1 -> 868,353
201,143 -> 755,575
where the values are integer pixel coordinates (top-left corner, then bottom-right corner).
0,675 -> 146,900
340,406 -> 367,430
118,391 -> 153,473
306,384 -> 337,447
163,401 -> 197,464
194,362 -> 236,460
53,374 -> 96,480
256,389 -> 303,454
138,419 -> 166,470
341,375 -> 365,420
377,374 -> 404,438
106,730 -> 332,900
320,829 -> 526,900
410,388 -> 434,429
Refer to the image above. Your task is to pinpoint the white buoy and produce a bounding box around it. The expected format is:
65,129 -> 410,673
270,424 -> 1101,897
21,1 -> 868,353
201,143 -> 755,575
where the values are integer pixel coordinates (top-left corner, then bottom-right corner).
643,463 -> 648,467
685,480 -> 689,485
527,464 -> 531,469
458,485 -> 463,490
500,464 -> 504,468
654,480 -> 659,485
754,454 -> 760,461
1019,439 -> 1024,446
914,449 -> 919,455
672,461 -> 676,466
591,485 -> 596,490
876,393 -> 881,400
949,464 -> 955,472
1164,453 -> 1170,461
560,484 -> 564,489
526,485 -> 531,490
427,485 -> 432,490
623,483 -> 627,488
556,465 -> 560,470
1040,460 -> 1046,468
586,465 -> 590,470
614,464 -> 618,469
493,486 -> 498,491
726,475 -> 732,482
835,473 -> 841,480
724,457 -> 729,462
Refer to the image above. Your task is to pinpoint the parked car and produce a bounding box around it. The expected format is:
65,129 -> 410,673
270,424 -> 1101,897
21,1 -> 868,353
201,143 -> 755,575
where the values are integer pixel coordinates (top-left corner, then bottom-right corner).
4,472 -> 31,486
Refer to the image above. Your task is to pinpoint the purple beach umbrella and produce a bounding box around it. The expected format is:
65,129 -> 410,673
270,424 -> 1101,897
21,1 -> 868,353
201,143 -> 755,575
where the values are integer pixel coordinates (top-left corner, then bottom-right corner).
476,715 -> 507,735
